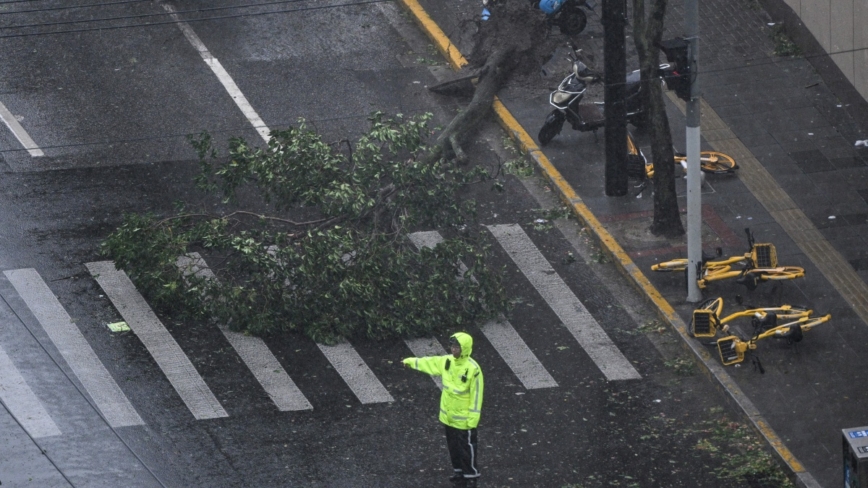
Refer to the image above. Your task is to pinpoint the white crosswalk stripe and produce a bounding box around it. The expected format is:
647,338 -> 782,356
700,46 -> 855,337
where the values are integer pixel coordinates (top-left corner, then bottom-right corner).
86,261 -> 229,420
177,253 -> 392,405
176,254 -> 313,412
0,219 -> 644,427
316,342 -> 394,404
408,231 -> 559,389
0,344 -> 61,438
486,224 -> 641,381
4,269 -> 145,428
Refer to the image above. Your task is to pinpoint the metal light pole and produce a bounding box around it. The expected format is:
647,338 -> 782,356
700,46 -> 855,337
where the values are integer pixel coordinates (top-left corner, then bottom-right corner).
684,0 -> 701,302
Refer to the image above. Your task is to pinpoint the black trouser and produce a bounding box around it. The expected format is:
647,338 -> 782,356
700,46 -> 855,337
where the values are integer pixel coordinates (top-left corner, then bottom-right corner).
445,425 -> 479,479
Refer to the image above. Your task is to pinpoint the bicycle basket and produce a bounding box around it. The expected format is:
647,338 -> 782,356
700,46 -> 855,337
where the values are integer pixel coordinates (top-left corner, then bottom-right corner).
717,336 -> 744,365
691,310 -> 716,337
751,243 -> 777,268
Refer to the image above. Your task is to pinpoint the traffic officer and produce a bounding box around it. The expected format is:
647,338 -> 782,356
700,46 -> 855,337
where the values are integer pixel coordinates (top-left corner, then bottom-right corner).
403,332 -> 484,487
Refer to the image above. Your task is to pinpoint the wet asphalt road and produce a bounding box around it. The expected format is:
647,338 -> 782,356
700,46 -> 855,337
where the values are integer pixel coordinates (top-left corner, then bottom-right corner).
0,2 -> 752,487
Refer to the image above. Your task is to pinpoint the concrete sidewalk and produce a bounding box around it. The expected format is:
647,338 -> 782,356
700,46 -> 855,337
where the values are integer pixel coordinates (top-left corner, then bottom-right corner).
399,0 -> 868,486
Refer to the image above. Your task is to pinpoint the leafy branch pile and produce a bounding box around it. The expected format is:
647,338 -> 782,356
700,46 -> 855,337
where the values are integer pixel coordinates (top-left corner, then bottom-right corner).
102,113 -> 510,343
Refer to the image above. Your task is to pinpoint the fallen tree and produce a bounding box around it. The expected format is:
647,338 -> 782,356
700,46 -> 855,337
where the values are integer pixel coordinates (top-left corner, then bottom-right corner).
103,113 -> 511,343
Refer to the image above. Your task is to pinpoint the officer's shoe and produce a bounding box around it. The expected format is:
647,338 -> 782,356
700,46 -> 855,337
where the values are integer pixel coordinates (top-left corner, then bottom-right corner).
465,478 -> 478,488
449,471 -> 464,484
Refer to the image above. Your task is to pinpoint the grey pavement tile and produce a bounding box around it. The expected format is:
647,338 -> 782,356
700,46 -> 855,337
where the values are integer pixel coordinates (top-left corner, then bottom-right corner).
705,173 -> 750,195
787,194 -> 836,216
700,89 -> 743,107
727,115 -> 773,138
810,213 -> 854,230
819,223 -> 863,244
703,67 -> 787,89
738,95 -> 816,114
853,256 -> 868,273
794,158 -> 834,174
736,84 -> 809,106
750,143 -> 791,161
809,192 -> 868,215
789,149 -> 826,165
723,203 -> 777,226
830,156 -> 867,169
821,142 -> 866,160
767,107 -> 832,132
738,131 -> 780,148
771,130 -> 819,152
858,189 -> 868,205
803,127 -> 845,140
707,102 -> 754,119
842,215 -> 868,227
816,242 -> 868,275
774,171 -> 820,192
831,167 -> 868,184
804,170 -> 868,199
818,104 -> 861,129
760,161 -> 802,179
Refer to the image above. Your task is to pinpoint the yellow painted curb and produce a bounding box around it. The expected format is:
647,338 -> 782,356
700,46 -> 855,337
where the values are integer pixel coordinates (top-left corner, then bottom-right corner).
395,0 -> 468,70
395,2 -> 815,486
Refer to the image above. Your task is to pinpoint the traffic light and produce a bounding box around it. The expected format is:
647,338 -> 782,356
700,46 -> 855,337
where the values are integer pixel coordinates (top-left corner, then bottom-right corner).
659,38 -> 691,101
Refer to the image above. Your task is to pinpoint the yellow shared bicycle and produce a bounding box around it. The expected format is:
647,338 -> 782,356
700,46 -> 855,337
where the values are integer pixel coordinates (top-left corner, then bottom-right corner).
650,228 -> 805,290
689,296 -> 812,338
626,134 -> 738,195
715,313 -> 831,369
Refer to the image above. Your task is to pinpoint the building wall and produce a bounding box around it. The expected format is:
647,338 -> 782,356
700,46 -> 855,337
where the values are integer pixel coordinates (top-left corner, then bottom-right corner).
783,0 -> 868,101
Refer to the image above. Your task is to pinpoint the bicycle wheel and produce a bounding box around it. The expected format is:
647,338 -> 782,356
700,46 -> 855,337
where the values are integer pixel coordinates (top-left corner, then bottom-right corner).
696,296 -> 723,311
759,266 -> 805,282
651,259 -> 687,272
699,151 -> 737,174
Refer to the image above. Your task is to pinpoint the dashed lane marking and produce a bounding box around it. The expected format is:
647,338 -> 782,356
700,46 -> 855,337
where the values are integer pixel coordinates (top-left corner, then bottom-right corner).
4,269 -> 144,427
161,3 -> 271,143
316,342 -> 394,404
0,344 -> 61,438
0,100 -> 44,157
176,254 -> 313,412
408,231 -> 559,389
486,224 -> 642,381
86,261 -> 228,420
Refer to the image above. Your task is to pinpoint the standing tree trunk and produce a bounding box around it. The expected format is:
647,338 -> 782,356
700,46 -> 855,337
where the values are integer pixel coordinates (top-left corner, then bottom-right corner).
632,0 -> 684,237
603,0 -> 628,196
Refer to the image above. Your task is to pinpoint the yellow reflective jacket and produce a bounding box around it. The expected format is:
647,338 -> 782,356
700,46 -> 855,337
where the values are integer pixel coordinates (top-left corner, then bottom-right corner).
403,332 -> 484,430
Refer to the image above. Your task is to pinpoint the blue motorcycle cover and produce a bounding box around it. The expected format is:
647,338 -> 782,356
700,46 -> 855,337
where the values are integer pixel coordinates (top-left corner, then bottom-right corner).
539,0 -> 566,14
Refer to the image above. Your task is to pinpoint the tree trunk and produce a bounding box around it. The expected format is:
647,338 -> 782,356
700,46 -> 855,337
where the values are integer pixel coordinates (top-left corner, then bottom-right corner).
424,46 -> 517,165
632,0 -> 684,237
603,0 -> 628,196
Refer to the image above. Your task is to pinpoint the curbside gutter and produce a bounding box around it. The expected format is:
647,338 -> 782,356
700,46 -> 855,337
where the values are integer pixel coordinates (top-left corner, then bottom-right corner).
395,1 -> 820,486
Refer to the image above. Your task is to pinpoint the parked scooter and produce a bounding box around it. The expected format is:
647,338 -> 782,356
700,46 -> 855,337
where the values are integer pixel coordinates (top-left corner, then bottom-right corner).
537,45 -> 668,146
482,0 -> 595,36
